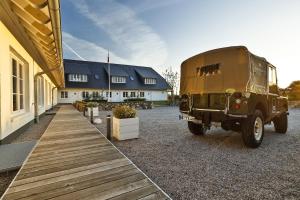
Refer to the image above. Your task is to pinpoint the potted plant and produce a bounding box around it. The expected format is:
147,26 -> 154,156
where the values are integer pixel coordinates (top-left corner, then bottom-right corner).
86,102 -> 99,117
112,105 -> 139,140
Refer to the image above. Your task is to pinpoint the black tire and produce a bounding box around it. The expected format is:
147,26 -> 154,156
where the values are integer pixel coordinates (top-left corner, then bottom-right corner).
221,122 -> 230,131
188,121 -> 205,135
273,113 -> 288,134
241,110 -> 264,148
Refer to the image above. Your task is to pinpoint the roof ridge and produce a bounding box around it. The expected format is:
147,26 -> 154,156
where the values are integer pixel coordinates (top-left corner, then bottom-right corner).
64,59 -> 154,70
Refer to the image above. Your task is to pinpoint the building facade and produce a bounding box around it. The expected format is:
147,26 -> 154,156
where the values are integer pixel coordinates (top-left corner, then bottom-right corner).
58,59 -> 171,103
0,0 -> 64,143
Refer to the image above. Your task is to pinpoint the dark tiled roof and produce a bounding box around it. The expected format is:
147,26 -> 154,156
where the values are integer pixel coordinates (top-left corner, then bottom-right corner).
104,64 -> 128,77
64,62 -> 92,75
134,68 -> 157,78
63,59 -> 171,91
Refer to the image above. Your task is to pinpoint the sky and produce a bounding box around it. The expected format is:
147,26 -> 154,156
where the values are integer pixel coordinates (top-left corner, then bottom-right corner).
61,0 -> 300,88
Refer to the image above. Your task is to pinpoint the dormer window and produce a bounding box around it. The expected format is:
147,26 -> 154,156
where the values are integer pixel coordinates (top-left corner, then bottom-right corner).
144,78 -> 156,84
111,76 -> 126,83
68,74 -> 88,82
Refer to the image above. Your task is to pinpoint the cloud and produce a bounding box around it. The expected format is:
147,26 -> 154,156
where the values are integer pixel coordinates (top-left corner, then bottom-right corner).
62,32 -> 127,64
131,0 -> 183,13
69,0 -> 168,67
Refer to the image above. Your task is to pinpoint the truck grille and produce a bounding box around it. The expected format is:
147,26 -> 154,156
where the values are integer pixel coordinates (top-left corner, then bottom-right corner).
192,94 -> 226,110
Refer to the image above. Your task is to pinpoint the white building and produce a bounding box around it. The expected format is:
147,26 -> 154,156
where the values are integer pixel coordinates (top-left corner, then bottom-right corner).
0,0 -> 64,143
58,59 -> 171,103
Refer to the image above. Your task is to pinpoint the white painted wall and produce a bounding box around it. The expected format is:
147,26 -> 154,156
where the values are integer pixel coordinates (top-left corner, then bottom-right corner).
57,88 -> 86,104
146,90 -> 168,101
0,21 -> 57,141
57,88 -> 168,104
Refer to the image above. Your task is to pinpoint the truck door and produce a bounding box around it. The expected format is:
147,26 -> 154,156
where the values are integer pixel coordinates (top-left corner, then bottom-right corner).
267,66 -> 279,119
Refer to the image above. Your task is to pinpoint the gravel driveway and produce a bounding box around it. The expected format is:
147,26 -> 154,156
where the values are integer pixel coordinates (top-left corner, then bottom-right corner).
95,107 -> 300,200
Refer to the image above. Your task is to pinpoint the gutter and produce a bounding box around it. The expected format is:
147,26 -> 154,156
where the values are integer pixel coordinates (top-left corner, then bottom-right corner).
48,0 -> 64,88
51,86 -> 57,110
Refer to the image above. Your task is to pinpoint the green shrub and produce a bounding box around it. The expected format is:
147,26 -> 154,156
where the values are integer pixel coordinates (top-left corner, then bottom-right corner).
83,99 -> 107,103
113,105 -> 136,119
96,99 -> 108,103
92,99 -> 107,103
86,102 -> 98,107
124,98 -> 146,102
152,100 -> 169,106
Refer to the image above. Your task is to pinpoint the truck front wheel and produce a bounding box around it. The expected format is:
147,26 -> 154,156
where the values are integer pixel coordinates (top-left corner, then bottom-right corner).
188,121 -> 205,135
273,113 -> 288,134
241,110 -> 264,148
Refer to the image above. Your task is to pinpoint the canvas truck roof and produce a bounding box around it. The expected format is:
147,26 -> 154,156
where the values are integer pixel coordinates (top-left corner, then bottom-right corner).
180,46 -> 251,94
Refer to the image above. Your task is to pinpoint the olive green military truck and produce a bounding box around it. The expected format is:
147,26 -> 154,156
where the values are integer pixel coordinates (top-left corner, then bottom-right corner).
179,46 -> 288,148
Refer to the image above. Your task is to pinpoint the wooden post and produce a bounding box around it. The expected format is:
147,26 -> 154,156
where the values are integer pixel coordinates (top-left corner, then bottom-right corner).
107,115 -> 111,140
171,89 -> 175,106
90,109 -> 93,123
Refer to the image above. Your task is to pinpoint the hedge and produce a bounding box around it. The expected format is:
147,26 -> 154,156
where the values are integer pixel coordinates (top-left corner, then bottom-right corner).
124,98 -> 146,102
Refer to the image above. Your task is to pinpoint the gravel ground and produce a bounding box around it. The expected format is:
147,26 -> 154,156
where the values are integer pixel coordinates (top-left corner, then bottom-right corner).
0,111 -> 56,197
11,113 -> 56,144
95,107 -> 300,200
0,170 -> 18,197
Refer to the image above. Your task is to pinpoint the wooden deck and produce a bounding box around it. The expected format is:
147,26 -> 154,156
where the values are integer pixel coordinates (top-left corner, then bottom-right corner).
1,105 -> 170,200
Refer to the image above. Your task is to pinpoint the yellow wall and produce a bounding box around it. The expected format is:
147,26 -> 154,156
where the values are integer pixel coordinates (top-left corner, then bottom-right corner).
0,21 -> 57,140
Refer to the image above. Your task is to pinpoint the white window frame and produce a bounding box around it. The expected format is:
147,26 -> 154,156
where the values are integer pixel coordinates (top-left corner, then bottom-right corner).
45,81 -> 48,106
130,91 -> 136,97
140,91 -> 145,97
37,77 -> 45,107
92,91 -> 99,98
46,81 -> 51,106
61,91 -> 68,99
106,91 -> 112,98
11,55 -> 25,114
48,82 -> 51,106
68,74 -> 88,82
111,76 -> 126,83
123,91 -> 128,98
144,78 -> 156,85
82,91 -> 89,99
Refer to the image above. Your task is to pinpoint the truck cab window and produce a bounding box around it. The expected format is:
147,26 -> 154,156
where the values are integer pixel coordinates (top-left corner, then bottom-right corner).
268,66 -> 278,94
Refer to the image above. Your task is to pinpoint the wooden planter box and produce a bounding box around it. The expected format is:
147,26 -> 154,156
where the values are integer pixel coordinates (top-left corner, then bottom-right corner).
86,107 -> 99,117
112,117 -> 139,140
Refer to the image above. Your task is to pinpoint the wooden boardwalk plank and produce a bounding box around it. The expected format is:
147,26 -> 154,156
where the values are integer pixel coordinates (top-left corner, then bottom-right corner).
1,105 -> 170,200
17,153 -> 124,180
108,185 -> 159,200
28,143 -> 111,158
13,159 -> 129,186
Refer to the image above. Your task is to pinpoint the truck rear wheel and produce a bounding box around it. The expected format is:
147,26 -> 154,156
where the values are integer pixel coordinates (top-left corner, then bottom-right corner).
241,110 -> 264,148
221,122 -> 230,131
188,121 -> 205,135
273,113 -> 288,134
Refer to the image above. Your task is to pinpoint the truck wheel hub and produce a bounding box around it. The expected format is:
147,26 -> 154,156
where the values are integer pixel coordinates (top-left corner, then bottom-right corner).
254,117 -> 263,140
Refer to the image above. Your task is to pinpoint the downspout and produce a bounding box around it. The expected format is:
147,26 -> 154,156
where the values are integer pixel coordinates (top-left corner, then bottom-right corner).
34,66 -> 61,123
51,86 -> 57,110
0,74 -> 2,140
